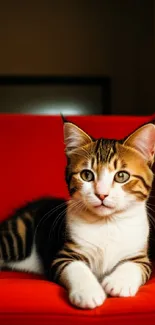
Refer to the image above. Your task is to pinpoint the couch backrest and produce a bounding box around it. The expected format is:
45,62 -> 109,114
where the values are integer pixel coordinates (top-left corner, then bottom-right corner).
0,114 -> 154,221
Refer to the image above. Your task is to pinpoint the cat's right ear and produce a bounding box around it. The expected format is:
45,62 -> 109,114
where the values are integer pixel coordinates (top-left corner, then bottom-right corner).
124,123 -> 155,165
63,122 -> 92,155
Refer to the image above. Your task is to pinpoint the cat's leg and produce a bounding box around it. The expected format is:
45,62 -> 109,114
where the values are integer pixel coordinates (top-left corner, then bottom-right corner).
102,256 -> 152,297
50,243 -> 106,309
59,261 -> 106,309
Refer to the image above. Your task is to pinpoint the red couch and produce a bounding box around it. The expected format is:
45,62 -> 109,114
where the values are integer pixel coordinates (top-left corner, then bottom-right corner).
0,114 -> 155,325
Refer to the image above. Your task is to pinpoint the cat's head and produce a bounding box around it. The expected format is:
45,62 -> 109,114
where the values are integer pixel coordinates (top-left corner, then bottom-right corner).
63,120 -> 155,217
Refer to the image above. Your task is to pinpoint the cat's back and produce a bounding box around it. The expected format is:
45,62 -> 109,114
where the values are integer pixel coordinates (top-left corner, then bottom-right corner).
0,197 -> 67,275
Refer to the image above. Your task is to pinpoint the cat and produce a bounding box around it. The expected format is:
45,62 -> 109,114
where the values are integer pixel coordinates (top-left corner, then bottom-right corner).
0,119 -> 155,310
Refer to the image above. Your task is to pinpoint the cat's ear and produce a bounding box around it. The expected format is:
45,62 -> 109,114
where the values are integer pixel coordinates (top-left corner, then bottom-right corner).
124,123 -> 155,163
63,122 -> 92,155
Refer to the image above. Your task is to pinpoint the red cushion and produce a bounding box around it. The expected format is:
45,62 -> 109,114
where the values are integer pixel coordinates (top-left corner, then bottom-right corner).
0,113 -> 155,325
0,269 -> 155,325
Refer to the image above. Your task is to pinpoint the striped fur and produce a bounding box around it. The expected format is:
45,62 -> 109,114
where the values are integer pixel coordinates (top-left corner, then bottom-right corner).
127,254 -> 152,284
0,212 -> 34,262
0,198 -> 67,274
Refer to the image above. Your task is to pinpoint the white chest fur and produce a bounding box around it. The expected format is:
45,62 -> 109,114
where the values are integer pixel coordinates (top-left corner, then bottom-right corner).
68,205 -> 149,275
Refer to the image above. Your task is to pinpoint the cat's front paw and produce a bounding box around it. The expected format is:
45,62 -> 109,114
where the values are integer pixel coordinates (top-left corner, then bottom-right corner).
102,262 -> 142,297
69,283 -> 106,309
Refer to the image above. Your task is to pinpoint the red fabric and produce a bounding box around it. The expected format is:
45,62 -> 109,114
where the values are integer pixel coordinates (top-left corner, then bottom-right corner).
0,113 -> 155,325
0,270 -> 155,325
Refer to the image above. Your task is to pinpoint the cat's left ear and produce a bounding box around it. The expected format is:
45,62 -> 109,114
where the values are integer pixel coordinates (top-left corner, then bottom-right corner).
63,122 -> 92,155
124,123 -> 155,164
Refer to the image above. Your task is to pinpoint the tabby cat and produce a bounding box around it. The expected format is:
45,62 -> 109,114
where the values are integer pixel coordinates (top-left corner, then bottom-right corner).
0,120 -> 155,310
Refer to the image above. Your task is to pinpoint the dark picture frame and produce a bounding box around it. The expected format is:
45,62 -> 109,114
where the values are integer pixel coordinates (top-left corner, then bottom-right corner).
0,75 -> 111,115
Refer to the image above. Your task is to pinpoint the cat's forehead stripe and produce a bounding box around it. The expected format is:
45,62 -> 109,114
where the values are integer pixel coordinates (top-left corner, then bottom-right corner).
94,138 -> 102,154
91,156 -> 95,169
113,158 -> 117,169
90,139 -> 118,171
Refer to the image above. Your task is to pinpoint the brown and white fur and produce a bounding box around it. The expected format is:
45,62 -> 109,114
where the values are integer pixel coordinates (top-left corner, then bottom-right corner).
56,121 -> 155,309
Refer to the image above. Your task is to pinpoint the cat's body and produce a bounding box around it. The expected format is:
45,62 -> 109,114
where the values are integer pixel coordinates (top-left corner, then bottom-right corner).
1,198 -> 148,279
0,120 -> 155,309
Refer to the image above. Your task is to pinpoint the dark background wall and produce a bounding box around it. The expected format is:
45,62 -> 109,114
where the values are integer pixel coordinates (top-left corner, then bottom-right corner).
0,0 -> 154,115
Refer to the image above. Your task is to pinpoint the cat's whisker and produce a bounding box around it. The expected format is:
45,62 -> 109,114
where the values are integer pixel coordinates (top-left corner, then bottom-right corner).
49,209 -> 67,242
72,201 -> 85,215
147,205 -> 155,214
147,211 -> 155,231
147,203 -> 155,207
48,200 -> 83,241
56,202 -> 85,242
34,201 -> 67,239
50,208 -> 66,233
57,201 -> 85,242
147,211 -> 155,222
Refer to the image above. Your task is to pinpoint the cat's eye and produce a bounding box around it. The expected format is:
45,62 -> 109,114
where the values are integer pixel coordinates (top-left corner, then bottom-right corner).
80,169 -> 94,182
114,171 -> 130,183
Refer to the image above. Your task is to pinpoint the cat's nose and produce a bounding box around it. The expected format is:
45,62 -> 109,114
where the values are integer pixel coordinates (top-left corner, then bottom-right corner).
95,193 -> 108,201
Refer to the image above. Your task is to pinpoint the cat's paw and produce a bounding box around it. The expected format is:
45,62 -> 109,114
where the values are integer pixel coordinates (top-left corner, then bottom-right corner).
69,283 -> 106,309
102,262 -> 142,297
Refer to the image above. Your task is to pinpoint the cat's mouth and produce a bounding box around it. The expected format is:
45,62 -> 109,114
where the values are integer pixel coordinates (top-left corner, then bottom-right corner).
93,202 -> 113,209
